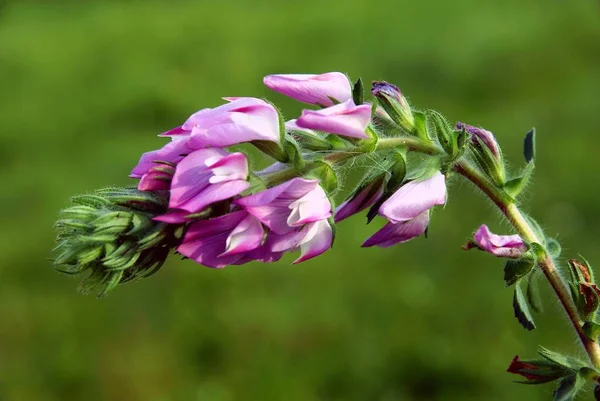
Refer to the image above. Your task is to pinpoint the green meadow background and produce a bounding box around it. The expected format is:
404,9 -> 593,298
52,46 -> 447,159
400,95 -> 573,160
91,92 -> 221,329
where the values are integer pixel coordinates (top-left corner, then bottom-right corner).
1,1 -> 599,400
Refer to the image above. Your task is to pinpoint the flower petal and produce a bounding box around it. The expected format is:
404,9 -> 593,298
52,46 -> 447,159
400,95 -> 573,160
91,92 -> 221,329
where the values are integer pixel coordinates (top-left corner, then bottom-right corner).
473,225 -> 526,258
220,215 -> 264,257
362,211 -> 430,248
263,72 -> 352,106
296,100 -> 371,139
379,171 -> 446,223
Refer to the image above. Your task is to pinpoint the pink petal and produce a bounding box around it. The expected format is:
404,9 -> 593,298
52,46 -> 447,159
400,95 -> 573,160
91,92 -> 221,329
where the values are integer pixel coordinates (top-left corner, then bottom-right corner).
130,137 -> 191,178
168,148 -> 229,209
176,180 -> 250,214
379,172 -> 446,223
335,176 -> 386,223
296,100 -> 371,139
263,72 -> 352,106
362,211 -> 430,248
220,215 -> 265,257
294,220 -> 333,264
473,225 -> 526,258
177,211 -> 249,268
287,185 -> 332,226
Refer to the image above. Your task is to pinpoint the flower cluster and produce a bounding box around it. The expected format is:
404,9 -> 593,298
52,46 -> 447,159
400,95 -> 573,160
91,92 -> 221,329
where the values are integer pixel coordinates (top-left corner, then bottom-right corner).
126,72 -> 451,269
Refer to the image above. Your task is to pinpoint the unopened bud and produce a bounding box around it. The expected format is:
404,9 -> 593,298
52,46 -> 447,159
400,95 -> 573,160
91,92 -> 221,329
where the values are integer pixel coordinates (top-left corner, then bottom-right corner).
371,81 -> 414,133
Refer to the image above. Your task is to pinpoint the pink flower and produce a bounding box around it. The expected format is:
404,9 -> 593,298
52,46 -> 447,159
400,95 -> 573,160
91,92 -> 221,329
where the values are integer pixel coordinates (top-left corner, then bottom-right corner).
335,175 -> 386,223
177,210 -> 281,268
154,148 -> 250,223
470,225 -> 526,258
162,97 -> 281,148
296,100 -> 372,139
263,72 -> 352,106
363,172 -> 447,248
234,178 -> 333,263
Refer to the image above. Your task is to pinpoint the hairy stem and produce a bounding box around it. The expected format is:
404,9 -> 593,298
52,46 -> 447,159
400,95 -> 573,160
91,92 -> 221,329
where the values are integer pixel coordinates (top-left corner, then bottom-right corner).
455,160 -> 600,367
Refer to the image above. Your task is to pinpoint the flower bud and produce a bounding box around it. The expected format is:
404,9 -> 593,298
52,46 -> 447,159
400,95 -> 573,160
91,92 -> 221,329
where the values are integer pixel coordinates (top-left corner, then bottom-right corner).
53,188 -> 180,296
371,81 -> 414,132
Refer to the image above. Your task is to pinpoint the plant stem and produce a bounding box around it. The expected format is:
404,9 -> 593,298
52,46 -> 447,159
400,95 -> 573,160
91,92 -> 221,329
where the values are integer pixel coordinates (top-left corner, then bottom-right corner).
455,160 -> 600,367
260,136 -> 444,186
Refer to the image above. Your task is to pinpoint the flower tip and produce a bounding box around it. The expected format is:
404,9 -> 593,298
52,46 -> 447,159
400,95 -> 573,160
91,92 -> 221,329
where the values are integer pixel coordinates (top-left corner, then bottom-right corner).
371,81 -> 400,96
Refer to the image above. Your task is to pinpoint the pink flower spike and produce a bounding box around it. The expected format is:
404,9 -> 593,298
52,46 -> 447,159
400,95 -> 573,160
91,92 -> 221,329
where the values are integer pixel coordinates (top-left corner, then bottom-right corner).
263,72 -> 352,106
473,225 -> 527,258
362,211 -> 430,248
296,100 -> 372,139
379,172 -> 447,224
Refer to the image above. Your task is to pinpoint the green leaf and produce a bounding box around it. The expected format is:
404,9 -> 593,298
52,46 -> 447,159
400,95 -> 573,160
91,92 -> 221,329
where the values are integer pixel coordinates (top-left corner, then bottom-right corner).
526,271 -> 544,313
251,140 -> 288,163
305,161 -> 338,194
514,281 -> 536,330
553,374 -> 585,401
283,136 -> 305,170
504,258 -> 536,286
504,161 -> 535,200
352,77 -> 364,105
412,111 -> 429,141
427,110 -> 453,154
583,321 -> 600,341
524,128 -> 536,163
538,347 -> 587,371
546,238 -> 562,259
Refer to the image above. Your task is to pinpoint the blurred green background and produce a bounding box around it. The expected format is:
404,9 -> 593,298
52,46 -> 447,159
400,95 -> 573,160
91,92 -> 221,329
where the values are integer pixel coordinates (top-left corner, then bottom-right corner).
1,0 -> 599,400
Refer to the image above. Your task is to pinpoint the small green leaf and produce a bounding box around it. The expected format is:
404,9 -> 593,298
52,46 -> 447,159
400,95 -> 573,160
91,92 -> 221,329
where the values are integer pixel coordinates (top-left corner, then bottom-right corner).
283,136 -> 305,170
583,321 -> 600,341
546,238 -> 562,259
538,347 -> 587,371
251,140 -> 288,163
352,77 -> 364,105
526,271 -> 544,313
504,161 -> 535,200
553,374 -> 585,401
514,281 -> 536,330
427,110 -> 453,154
524,128 -> 536,163
504,258 -> 536,286
412,111 -> 429,141
305,161 -> 338,194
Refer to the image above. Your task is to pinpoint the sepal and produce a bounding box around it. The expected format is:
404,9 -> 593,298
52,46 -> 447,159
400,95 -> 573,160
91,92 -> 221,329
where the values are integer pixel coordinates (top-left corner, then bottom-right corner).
304,161 -> 338,194
352,77 -> 364,105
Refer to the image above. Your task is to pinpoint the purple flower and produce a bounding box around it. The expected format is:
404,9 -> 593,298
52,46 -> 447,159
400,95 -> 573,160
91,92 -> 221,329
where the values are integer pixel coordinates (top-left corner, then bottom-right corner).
154,148 -> 250,223
296,100 -> 372,139
363,172 -> 447,248
335,175 -> 386,223
161,97 -> 281,148
263,72 -> 352,106
470,225 -> 526,258
177,210 -> 281,268
371,81 -> 408,109
456,122 -> 500,158
234,178 -> 333,263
